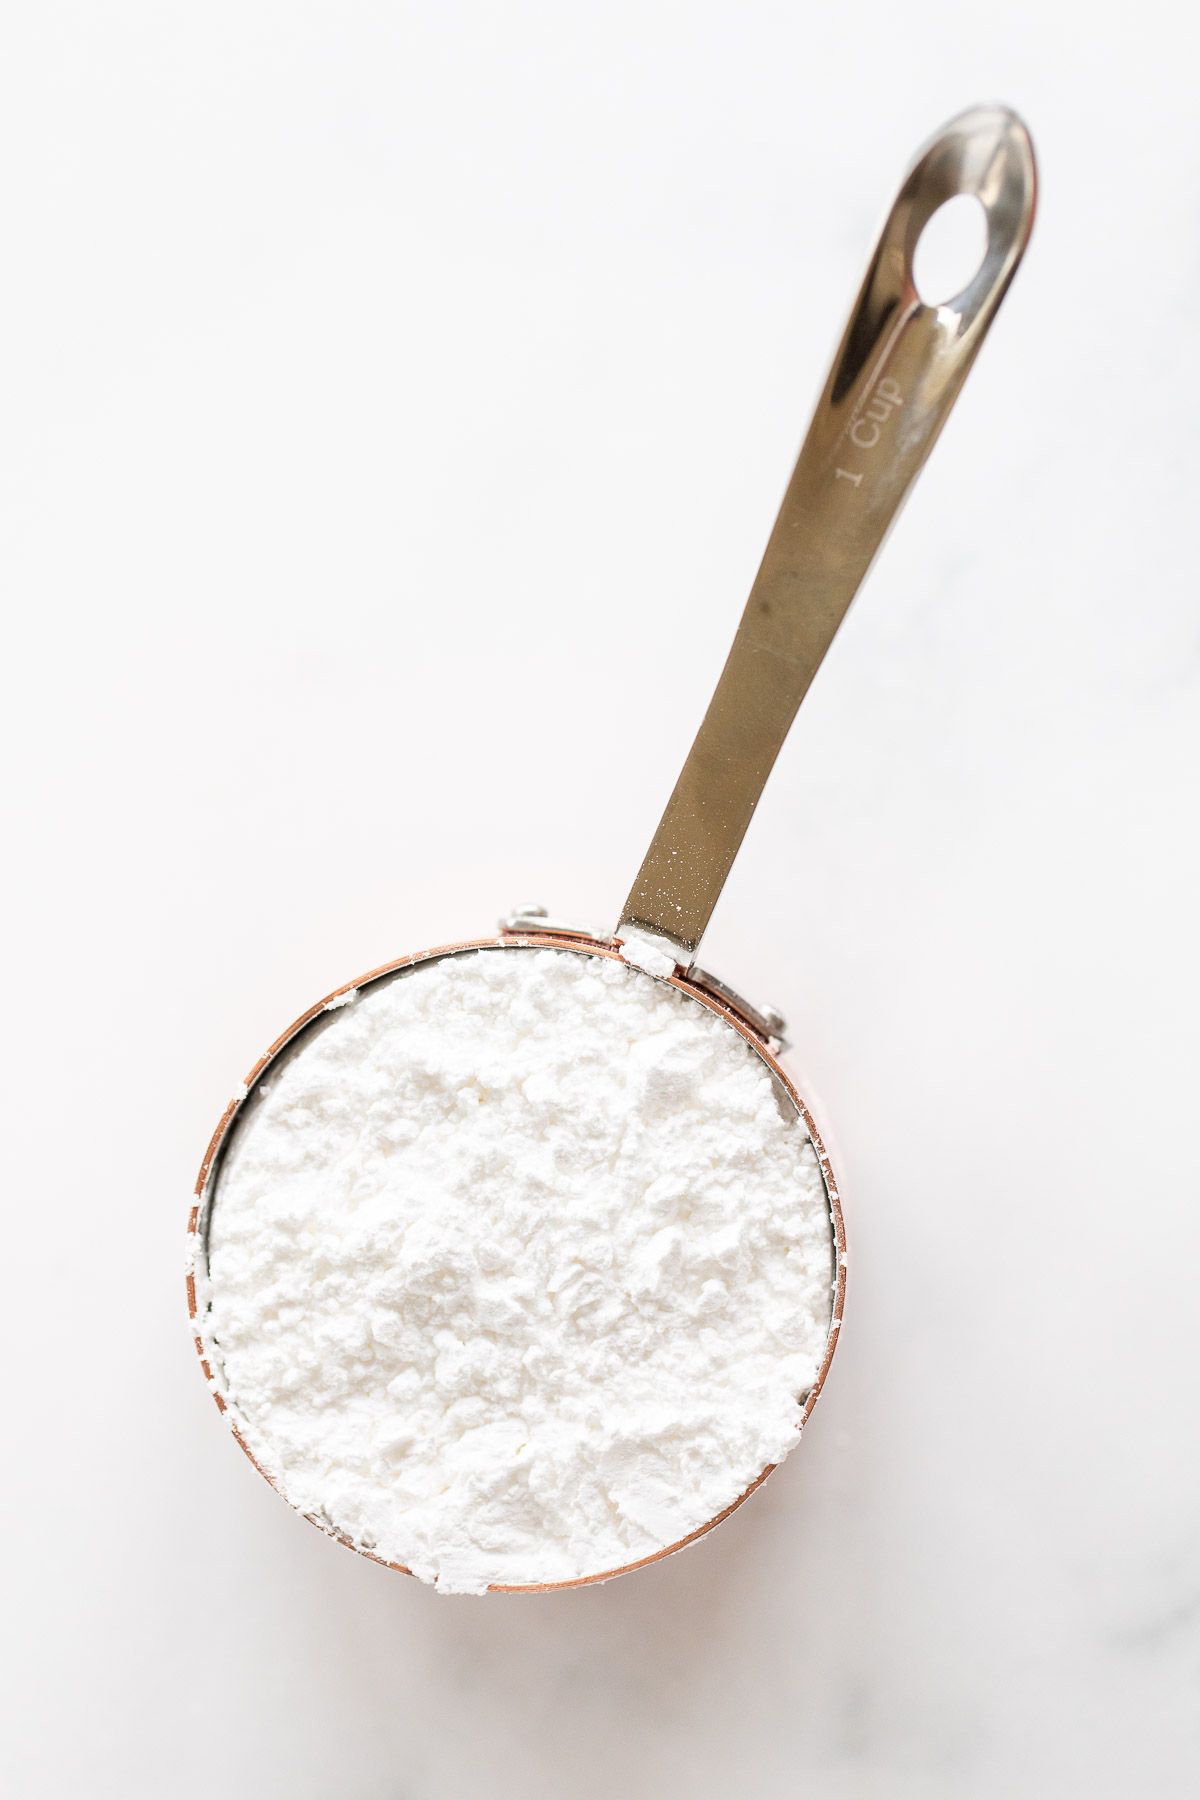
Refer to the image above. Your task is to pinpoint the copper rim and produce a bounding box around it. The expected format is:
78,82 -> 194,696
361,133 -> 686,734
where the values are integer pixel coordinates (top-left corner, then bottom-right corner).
187,931 -> 848,1592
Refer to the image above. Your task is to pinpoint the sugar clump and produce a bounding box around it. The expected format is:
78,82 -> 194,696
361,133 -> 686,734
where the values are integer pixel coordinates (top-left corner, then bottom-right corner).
197,948 -> 834,1592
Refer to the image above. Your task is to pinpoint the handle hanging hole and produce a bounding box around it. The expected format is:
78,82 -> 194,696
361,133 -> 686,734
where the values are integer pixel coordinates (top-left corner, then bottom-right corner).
912,193 -> 988,306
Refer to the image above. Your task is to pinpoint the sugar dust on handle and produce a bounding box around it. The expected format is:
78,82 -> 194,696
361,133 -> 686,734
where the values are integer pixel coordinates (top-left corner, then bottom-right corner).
187,106 -> 1035,1594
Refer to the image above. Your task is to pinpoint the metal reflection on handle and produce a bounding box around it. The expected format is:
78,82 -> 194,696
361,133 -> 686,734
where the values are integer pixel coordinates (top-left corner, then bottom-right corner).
617,104 -> 1037,967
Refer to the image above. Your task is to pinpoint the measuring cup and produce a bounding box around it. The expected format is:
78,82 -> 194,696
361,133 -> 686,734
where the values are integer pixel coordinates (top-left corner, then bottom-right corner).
189,104 -> 1036,1590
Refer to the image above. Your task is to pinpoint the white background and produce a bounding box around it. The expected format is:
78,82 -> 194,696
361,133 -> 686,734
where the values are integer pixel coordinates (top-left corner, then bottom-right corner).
4,5 -> 1199,1796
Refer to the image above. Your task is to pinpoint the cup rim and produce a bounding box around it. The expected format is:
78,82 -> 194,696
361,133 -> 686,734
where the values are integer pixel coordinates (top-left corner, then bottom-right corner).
187,930 -> 848,1593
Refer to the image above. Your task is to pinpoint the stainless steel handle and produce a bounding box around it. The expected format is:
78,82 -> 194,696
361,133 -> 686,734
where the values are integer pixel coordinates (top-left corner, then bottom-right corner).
617,104 -> 1037,967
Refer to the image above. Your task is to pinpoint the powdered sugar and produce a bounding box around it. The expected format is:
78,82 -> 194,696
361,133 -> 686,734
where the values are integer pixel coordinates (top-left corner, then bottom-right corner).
195,947 -> 835,1592
618,927 -> 680,979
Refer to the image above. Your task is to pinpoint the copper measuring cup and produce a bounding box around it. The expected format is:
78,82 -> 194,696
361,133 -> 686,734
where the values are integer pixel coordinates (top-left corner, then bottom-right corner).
189,105 -> 1036,1590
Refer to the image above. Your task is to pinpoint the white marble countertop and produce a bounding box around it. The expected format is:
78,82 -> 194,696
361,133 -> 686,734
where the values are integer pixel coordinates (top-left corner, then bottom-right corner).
4,5 -> 1199,1796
